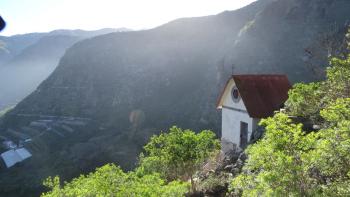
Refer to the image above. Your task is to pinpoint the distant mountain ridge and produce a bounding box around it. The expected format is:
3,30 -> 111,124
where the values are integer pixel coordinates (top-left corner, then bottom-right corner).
0,28 -> 130,65
1,0 -> 350,196
0,28 -> 131,111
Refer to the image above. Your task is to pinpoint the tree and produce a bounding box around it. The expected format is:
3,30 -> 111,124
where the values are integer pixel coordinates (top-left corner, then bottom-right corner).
231,113 -> 317,196
308,98 -> 350,195
231,101 -> 350,196
41,164 -> 189,197
285,82 -> 323,123
137,126 -> 220,192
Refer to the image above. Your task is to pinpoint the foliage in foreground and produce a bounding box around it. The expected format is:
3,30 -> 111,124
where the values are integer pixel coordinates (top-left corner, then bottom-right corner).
231,31 -> 350,196
137,126 -> 220,192
41,127 -> 219,196
42,164 -> 188,197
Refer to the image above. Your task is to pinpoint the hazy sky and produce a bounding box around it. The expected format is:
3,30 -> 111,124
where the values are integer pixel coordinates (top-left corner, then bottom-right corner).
0,0 -> 257,36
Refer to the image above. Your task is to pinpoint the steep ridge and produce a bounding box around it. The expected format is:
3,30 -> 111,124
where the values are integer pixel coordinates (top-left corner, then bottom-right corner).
0,28 -> 128,111
1,0 -> 350,196
0,28 -> 127,66
224,0 -> 350,82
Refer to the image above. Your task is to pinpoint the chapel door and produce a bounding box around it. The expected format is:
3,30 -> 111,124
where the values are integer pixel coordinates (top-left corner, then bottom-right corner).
240,121 -> 248,149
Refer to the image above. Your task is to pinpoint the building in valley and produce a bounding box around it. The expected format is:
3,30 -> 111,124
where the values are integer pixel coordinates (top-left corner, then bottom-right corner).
1,148 -> 32,168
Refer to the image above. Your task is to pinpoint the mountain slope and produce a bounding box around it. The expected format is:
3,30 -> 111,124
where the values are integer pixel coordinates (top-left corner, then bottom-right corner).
0,32 -> 45,65
0,28 -> 129,110
224,0 -> 350,82
1,0 -> 350,196
0,2 -> 268,196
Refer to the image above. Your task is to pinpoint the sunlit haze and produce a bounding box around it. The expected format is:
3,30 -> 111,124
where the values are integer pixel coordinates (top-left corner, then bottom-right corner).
0,0 -> 257,36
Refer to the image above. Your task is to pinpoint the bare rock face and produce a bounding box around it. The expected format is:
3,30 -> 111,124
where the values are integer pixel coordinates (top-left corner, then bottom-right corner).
219,147 -> 247,176
196,147 -> 247,197
1,0 -> 350,196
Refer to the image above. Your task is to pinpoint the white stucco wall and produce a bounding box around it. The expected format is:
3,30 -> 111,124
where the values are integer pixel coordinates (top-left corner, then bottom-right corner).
220,79 -> 257,147
221,108 -> 254,146
252,118 -> 260,131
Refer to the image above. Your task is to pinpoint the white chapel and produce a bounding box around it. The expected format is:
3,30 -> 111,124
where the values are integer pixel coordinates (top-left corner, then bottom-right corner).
217,75 -> 291,150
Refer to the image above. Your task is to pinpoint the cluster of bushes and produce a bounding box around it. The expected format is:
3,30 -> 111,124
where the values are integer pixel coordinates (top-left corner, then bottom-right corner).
41,127 -> 220,196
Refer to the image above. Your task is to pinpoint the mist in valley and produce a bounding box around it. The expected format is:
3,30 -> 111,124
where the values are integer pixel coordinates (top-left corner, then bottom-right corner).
0,60 -> 57,111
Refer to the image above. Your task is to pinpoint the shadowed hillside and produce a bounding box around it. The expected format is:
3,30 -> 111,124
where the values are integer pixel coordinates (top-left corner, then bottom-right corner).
1,0 -> 350,196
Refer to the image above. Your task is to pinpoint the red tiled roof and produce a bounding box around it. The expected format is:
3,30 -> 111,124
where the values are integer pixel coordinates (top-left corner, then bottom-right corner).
233,75 -> 291,118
